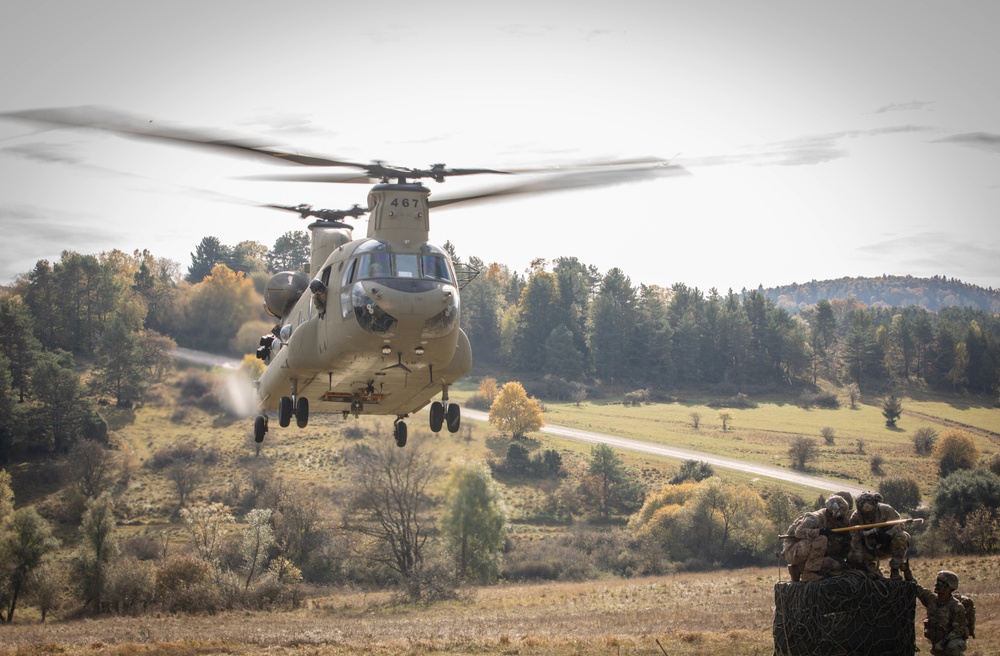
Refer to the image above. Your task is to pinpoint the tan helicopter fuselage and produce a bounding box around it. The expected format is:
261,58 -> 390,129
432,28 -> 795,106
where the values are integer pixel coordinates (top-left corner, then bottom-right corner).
255,182 -> 471,419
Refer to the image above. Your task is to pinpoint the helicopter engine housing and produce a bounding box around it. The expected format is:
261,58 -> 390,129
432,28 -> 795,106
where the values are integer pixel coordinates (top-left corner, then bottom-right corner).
263,271 -> 309,320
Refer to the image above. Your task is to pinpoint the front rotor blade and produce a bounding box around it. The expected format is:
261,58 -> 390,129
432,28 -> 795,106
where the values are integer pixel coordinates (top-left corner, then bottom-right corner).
428,163 -> 687,209
1,105 -> 370,169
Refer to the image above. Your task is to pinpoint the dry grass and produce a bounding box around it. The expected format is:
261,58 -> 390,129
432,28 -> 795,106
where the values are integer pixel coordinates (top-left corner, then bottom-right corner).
3,558 -> 997,655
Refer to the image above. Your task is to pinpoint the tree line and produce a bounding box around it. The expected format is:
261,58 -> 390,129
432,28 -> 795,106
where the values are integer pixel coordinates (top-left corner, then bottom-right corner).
453,251 -> 1000,397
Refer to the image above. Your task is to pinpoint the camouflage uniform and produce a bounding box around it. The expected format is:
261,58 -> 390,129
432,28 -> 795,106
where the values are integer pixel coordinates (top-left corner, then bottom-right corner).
782,496 -> 849,581
847,492 -> 910,578
908,569 -> 968,656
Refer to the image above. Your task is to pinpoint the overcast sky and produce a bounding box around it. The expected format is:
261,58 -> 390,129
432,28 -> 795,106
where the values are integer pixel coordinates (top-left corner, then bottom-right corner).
2,1 -> 998,293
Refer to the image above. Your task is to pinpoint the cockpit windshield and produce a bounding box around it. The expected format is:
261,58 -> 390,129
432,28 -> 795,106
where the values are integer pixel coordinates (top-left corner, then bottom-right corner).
352,241 -> 455,283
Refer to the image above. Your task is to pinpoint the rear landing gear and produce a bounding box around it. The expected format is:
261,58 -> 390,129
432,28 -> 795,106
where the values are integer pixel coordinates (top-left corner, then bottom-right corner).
429,401 -> 444,432
279,396 -> 293,427
393,418 -> 408,447
446,403 -> 461,433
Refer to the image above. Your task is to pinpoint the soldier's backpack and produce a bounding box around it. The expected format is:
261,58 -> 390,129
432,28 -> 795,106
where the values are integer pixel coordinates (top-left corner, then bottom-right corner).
956,594 -> 976,639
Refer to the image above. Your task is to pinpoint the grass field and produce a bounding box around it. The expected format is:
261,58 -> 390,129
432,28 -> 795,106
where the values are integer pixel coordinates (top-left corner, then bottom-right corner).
2,557 -> 997,655
4,367 -> 999,654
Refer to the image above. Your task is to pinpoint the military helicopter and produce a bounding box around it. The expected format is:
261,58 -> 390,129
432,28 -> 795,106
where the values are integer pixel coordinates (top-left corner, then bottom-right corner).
2,106 -> 684,447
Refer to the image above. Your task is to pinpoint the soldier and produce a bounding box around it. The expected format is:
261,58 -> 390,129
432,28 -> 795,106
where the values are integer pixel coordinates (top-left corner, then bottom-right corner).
847,491 -> 911,579
824,491 -> 854,562
903,565 -> 968,655
782,495 -> 850,582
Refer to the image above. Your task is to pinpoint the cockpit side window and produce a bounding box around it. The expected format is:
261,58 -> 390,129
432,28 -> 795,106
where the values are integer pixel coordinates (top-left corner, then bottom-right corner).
421,254 -> 454,282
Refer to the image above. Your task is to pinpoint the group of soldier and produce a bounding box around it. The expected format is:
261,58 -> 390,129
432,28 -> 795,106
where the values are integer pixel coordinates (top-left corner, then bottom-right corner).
781,491 -> 971,656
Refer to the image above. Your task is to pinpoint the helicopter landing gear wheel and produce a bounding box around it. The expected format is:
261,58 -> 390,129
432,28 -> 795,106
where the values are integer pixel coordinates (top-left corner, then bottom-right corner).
295,397 -> 309,428
429,401 -> 444,433
446,403 -> 461,433
393,419 -> 408,447
254,415 -> 267,443
278,396 -> 293,427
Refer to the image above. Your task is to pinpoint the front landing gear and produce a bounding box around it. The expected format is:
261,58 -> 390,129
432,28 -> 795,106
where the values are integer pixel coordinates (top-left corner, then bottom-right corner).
254,415 -> 268,443
393,418 -> 408,447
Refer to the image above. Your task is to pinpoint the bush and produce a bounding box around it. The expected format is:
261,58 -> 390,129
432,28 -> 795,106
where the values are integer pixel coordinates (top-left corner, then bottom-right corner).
913,427 -> 938,456
104,557 -> 157,615
156,554 -> 221,613
671,460 -> 715,484
821,427 -> 836,445
932,468 -> 1000,529
788,437 -> 818,470
934,430 -> 981,478
877,477 -> 921,514
799,391 -> 839,409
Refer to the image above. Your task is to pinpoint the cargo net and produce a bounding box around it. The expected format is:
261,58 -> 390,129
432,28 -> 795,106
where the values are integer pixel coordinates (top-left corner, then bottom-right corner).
773,575 -> 916,656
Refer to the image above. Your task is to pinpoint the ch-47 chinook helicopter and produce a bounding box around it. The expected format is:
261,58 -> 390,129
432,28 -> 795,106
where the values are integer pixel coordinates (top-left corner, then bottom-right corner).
2,106 -> 684,447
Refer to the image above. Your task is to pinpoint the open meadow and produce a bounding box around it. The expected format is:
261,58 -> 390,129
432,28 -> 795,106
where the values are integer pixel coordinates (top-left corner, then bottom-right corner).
3,367 -> 999,654
1,557 -> 997,655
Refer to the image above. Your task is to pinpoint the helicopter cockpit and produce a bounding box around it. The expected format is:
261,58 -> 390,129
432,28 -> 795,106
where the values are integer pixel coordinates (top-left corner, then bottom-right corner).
339,240 -> 459,337
350,240 -> 455,285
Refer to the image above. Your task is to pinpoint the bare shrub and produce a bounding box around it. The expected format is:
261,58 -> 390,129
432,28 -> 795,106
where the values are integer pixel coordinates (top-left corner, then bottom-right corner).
788,437 -> 818,470
690,412 -> 701,429
821,427 -> 836,446
869,454 -> 886,476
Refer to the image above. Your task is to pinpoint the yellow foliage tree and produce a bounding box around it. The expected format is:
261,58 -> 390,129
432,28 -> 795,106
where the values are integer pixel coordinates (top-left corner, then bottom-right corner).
934,429 -> 981,478
488,381 -> 544,438
478,377 -> 499,406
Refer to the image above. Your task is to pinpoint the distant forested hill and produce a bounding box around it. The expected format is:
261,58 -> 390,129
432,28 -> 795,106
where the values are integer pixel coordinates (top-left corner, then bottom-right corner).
762,275 -> 1000,313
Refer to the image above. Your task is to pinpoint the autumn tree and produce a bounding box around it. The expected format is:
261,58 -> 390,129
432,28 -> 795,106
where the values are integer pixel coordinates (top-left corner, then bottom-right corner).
66,440 -> 119,499
341,441 -> 439,585
74,492 -> 119,611
241,508 -> 275,591
178,263 -> 259,354
934,429 -> 981,478
0,507 -> 60,622
488,381 -> 544,439
478,377 -> 499,406
440,463 -> 508,584
179,502 -> 235,565
579,444 -> 644,519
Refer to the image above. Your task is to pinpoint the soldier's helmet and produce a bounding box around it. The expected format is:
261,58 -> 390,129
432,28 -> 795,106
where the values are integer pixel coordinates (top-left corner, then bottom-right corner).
833,490 -> 854,510
937,570 -> 959,592
825,495 -> 849,520
857,491 -> 878,513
